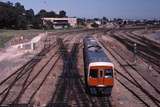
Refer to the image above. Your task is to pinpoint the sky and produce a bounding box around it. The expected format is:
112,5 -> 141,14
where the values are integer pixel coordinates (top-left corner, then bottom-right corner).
1,0 -> 160,19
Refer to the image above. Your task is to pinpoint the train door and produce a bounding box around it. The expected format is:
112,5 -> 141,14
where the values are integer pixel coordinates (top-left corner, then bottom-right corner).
97,69 -> 104,86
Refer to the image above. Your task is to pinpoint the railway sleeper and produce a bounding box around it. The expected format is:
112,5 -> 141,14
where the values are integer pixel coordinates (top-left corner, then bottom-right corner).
0,104 -> 32,107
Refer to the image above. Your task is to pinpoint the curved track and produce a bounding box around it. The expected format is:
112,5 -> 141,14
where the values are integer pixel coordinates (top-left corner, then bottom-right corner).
47,36 -> 112,107
98,34 -> 160,107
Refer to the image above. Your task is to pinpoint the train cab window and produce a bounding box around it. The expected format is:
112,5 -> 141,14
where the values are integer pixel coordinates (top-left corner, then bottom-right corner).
90,69 -> 98,78
104,69 -> 113,78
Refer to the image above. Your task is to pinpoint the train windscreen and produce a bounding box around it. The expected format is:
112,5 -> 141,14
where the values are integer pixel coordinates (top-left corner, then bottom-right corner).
104,69 -> 113,78
90,69 -> 98,78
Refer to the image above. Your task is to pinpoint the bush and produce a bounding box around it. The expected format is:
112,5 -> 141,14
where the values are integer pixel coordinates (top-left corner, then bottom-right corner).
91,23 -> 99,28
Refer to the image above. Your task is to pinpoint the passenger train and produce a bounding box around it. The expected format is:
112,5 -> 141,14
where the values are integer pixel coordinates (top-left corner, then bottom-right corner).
83,36 -> 114,95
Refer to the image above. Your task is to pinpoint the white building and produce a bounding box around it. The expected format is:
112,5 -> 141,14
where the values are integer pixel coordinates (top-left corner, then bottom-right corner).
42,17 -> 77,29
95,20 -> 102,25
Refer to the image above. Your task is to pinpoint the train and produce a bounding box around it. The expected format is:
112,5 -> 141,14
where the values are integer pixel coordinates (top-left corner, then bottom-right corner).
83,36 -> 114,95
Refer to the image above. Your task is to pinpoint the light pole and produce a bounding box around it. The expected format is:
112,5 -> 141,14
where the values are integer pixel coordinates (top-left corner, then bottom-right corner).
133,43 -> 137,65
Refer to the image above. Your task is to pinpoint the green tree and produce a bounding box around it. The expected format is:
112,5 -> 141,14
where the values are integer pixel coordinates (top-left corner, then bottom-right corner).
32,16 -> 43,29
6,1 -> 13,6
47,11 -> 57,17
91,23 -> 99,28
59,10 -> 66,17
37,9 -> 47,18
15,15 -> 27,29
26,9 -> 34,24
15,2 -> 25,13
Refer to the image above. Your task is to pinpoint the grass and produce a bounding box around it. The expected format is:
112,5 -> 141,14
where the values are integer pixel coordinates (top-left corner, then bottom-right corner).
0,29 -> 44,48
0,28 -> 82,48
0,30 -> 14,48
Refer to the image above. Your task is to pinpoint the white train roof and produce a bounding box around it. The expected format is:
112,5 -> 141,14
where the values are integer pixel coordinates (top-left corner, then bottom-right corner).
89,62 -> 114,67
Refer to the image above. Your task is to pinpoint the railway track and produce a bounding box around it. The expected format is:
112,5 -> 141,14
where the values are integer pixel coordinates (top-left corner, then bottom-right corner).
0,30 -> 114,107
124,31 -> 160,73
0,41 -> 60,105
47,36 -> 112,107
110,31 -> 160,93
0,32 -> 79,106
98,36 -> 160,107
112,31 -> 160,75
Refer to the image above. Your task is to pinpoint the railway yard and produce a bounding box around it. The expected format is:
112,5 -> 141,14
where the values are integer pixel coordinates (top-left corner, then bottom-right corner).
0,28 -> 160,107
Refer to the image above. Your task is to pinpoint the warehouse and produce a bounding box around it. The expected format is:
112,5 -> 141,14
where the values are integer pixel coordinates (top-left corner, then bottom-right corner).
42,17 -> 77,29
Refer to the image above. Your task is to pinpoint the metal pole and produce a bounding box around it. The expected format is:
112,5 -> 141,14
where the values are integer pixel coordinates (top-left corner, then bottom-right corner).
133,43 -> 137,65
148,63 -> 152,72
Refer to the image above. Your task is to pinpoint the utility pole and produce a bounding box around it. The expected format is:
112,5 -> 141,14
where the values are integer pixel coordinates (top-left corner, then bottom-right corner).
133,43 -> 137,65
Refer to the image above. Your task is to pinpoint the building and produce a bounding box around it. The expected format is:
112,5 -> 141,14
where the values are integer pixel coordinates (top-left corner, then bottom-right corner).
42,17 -> 77,29
95,20 -> 102,25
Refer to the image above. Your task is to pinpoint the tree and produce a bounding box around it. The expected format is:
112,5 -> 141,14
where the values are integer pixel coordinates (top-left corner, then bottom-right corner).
91,23 -> 99,28
47,11 -> 56,17
32,15 -> 43,29
94,18 -> 99,21
15,2 -> 25,13
0,1 -> 68,29
6,1 -> 13,6
102,17 -> 108,24
26,9 -> 34,16
0,2 -> 18,28
26,9 -> 34,24
15,15 -> 27,29
59,10 -> 66,17
77,18 -> 86,26
37,9 -> 47,18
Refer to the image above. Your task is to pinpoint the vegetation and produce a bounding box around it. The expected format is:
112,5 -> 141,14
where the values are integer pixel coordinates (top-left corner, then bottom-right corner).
0,32 -> 13,48
91,23 -> 99,28
0,1 -> 67,29
0,29 -> 44,48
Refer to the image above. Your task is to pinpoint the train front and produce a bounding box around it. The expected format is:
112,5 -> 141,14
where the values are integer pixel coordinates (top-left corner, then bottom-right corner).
83,36 -> 114,95
88,62 -> 114,88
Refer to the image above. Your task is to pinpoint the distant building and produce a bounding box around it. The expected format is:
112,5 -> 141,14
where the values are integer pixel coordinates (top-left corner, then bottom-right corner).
95,20 -> 102,25
42,17 -> 77,29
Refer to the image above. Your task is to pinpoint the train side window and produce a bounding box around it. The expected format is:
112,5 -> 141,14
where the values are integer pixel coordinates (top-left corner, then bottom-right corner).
90,69 -> 98,78
104,69 -> 113,77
